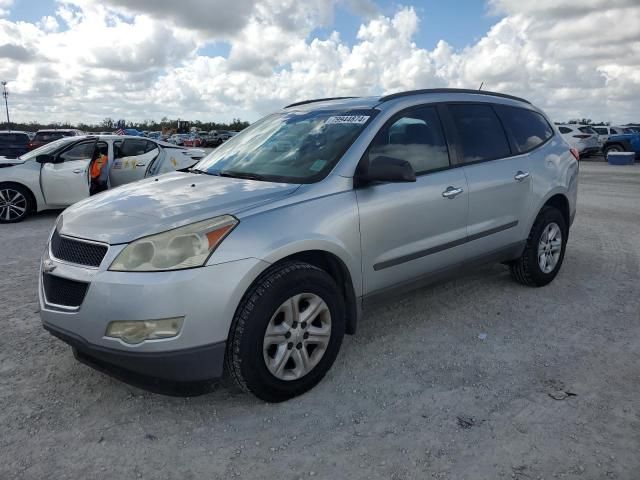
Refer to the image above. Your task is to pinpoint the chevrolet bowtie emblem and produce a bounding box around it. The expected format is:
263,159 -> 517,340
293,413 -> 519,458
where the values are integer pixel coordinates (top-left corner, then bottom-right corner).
42,259 -> 56,273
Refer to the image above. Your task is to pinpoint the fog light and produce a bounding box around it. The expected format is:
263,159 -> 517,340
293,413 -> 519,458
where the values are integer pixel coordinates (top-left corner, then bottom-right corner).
105,317 -> 184,345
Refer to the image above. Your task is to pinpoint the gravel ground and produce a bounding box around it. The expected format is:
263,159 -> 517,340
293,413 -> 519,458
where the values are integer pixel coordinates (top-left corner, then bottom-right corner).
1,161 -> 639,480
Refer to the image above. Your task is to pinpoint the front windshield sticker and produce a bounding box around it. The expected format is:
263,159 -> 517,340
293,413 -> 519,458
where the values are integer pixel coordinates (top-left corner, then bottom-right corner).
309,159 -> 327,172
325,115 -> 370,125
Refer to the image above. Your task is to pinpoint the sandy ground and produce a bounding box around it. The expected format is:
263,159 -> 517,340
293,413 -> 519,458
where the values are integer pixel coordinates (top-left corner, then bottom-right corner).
1,161 -> 639,479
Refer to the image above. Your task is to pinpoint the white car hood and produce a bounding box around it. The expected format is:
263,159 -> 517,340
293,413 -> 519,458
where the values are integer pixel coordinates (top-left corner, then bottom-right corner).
0,156 -> 25,166
60,172 -> 300,244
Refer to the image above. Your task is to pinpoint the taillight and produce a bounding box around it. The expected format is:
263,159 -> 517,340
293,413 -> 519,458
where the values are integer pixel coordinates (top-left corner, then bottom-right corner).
570,148 -> 580,161
28,142 -> 33,150
572,134 -> 591,139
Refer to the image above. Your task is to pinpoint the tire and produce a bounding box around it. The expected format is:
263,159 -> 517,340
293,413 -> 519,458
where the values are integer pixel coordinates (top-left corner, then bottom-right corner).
0,183 -> 33,223
604,144 -> 624,156
226,261 -> 345,402
510,206 -> 568,287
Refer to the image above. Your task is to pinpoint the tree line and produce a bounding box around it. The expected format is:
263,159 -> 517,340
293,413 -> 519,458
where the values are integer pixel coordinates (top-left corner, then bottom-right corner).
4,117 -> 251,133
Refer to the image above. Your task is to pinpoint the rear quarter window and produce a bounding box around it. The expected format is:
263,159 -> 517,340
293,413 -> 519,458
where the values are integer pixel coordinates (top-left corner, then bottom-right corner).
496,106 -> 554,153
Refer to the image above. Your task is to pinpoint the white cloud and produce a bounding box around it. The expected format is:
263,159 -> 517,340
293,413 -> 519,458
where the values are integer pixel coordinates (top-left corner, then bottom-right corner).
0,0 -> 638,125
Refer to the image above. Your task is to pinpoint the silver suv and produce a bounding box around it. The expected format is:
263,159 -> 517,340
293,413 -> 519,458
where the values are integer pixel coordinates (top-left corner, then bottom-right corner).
40,89 -> 579,402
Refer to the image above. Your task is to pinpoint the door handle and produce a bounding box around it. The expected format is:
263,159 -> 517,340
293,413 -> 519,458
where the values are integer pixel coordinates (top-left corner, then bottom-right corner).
73,169 -> 83,174
442,186 -> 464,199
136,163 -> 146,167
514,171 -> 530,182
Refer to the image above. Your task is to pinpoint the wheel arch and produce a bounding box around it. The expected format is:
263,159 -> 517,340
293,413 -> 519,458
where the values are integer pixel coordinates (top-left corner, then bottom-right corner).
247,248 -> 360,336
543,193 -> 570,229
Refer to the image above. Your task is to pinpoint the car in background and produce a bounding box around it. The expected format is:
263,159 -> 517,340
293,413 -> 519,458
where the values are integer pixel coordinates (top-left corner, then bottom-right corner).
183,135 -> 204,147
38,89 -> 578,401
603,130 -> 640,159
591,125 -> 634,144
557,124 -> 600,156
29,129 -> 84,151
168,134 -> 190,146
0,131 -> 31,159
0,135 -> 205,223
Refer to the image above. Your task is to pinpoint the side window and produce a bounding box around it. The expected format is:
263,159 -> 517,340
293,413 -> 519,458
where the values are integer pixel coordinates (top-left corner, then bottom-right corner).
496,106 -> 554,153
559,127 -> 572,134
610,127 -> 621,135
368,106 -> 450,174
593,127 -> 607,135
58,142 -> 95,162
118,139 -> 150,157
448,104 -> 511,163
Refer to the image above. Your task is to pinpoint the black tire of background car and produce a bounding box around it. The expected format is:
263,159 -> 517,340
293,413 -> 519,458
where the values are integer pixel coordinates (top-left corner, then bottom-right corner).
0,183 -> 34,224
604,144 -> 624,156
510,206 -> 568,287
225,261 -> 345,402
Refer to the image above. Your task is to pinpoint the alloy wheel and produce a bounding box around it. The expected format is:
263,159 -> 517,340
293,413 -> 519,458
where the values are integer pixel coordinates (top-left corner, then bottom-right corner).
263,292 -> 332,381
0,188 -> 27,221
537,222 -> 562,274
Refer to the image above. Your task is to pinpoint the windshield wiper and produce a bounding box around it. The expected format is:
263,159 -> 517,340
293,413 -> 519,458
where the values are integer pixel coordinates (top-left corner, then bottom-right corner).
219,170 -> 266,181
188,168 -> 218,175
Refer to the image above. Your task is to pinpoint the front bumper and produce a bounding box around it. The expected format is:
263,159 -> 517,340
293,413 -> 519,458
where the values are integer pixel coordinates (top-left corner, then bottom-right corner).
39,240 -> 269,382
45,322 -> 226,382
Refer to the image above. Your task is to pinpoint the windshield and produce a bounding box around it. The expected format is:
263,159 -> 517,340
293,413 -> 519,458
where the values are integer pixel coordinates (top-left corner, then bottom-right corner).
195,109 -> 376,183
19,137 -> 77,161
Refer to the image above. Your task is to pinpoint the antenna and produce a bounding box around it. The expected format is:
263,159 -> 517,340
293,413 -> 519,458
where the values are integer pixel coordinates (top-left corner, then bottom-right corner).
478,82 -> 484,91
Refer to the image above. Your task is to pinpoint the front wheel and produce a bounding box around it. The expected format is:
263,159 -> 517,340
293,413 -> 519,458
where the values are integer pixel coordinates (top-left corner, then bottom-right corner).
510,207 -> 568,287
0,184 -> 32,223
226,262 -> 345,402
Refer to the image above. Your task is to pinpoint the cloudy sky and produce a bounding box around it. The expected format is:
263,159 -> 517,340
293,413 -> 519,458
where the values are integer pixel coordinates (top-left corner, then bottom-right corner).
0,0 -> 638,125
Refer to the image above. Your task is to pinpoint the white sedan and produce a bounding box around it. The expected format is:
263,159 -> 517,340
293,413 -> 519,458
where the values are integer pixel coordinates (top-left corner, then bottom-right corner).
0,135 -> 205,223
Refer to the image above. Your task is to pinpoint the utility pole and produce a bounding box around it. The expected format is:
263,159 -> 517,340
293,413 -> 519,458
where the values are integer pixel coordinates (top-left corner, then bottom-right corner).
2,81 -> 10,131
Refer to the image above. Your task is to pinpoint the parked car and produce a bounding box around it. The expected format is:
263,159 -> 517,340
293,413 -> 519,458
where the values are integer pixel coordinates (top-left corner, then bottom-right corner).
591,125 -> 634,145
29,129 -> 84,150
183,135 -> 204,147
206,130 -> 231,146
0,131 -> 31,159
39,89 -> 578,402
557,124 -> 600,156
168,134 -> 190,146
0,135 -> 205,223
603,130 -> 640,159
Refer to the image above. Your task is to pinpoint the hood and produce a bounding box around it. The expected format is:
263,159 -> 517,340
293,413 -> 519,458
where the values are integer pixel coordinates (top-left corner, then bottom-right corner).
60,172 -> 300,244
0,156 -> 25,166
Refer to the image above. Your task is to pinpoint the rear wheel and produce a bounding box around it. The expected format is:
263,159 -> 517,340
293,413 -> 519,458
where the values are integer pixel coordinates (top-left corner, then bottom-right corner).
226,261 -> 345,402
510,207 -> 567,287
0,184 -> 32,223
604,144 -> 624,156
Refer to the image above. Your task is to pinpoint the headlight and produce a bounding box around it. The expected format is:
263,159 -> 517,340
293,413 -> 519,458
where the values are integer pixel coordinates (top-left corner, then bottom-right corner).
109,215 -> 238,272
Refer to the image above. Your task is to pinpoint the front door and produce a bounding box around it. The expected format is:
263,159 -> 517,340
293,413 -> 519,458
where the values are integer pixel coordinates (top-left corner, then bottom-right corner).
356,105 -> 469,295
40,140 -> 95,206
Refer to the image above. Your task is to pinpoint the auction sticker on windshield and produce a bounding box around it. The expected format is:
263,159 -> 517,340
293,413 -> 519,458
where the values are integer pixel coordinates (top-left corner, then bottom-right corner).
325,115 -> 370,125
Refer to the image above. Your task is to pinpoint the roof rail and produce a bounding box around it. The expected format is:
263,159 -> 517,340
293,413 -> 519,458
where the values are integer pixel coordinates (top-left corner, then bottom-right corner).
379,88 -> 531,104
285,96 -> 358,108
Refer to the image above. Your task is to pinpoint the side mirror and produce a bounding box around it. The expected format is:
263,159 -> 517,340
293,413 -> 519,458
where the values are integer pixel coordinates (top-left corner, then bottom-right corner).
36,154 -> 55,164
358,155 -> 416,184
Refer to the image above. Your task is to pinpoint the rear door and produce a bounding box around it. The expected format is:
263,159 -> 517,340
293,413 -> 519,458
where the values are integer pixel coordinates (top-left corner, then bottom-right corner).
445,103 -> 533,258
40,140 -> 95,206
110,139 -> 160,187
356,105 -> 469,295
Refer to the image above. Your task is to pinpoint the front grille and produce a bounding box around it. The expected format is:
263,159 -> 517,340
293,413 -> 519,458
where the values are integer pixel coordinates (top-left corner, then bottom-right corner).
50,230 -> 108,268
43,273 -> 89,307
